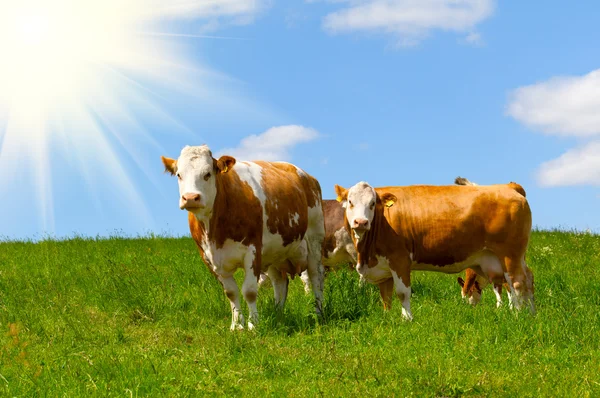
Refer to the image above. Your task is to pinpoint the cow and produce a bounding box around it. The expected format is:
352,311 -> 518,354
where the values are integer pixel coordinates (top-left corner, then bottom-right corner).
296,199 -> 359,292
334,181 -> 535,320
454,177 -> 532,308
161,145 -> 325,330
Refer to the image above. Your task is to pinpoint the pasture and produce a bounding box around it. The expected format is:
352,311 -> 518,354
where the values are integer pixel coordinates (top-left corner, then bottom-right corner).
0,230 -> 599,396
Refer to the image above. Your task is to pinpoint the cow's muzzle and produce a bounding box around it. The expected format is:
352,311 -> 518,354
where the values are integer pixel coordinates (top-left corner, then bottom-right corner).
180,193 -> 202,210
351,218 -> 369,239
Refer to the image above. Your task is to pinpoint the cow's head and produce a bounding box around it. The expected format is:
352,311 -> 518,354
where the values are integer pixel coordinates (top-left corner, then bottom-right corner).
161,145 -> 235,215
457,276 -> 482,305
334,181 -> 397,242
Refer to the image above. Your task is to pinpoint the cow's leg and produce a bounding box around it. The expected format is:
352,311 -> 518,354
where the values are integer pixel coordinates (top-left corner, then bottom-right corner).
491,283 -> 503,307
300,270 -> 311,294
524,263 -> 536,314
219,275 -> 245,331
504,255 -> 535,313
378,278 -> 394,310
390,256 -> 413,321
267,266 -> 289,309
258,272 -> 271,289
242,251 -> 259,330
305,237 -> 325,317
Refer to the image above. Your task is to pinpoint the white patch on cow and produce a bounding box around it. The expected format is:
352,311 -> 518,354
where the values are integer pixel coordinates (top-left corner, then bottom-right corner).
235,161 -> 266,205
468,290 -> 482,306
343,182 -> 377,242
323,226 -> 356,268
258,273 -> 271,288
242,245 -> 259,330
493,284 -> 503,307
390,267 -> 413,321
175,145 -> 217,212
356,255 -> 393,285
300,270 -> 311,294
409,252 -> 414,261
289,212 -> 300,227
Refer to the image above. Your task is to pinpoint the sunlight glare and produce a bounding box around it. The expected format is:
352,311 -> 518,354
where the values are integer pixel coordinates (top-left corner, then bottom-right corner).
0,0 -> 223,234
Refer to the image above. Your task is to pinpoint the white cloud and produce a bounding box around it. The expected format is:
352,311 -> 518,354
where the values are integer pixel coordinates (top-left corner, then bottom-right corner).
507,68 -> 600,187
145,0 -> 270,30
218,125 -> 320,161
319,0 -> 495,46
537,141 -> 600,187
507,69 -> 600,138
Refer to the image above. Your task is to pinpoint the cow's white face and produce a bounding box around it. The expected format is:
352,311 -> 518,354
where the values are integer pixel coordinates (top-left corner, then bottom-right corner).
161,145 -> 235,216
335,182 -> 397,242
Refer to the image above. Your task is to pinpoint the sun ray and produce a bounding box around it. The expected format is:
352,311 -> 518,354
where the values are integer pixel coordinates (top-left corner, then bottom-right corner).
0,0 -> 267,236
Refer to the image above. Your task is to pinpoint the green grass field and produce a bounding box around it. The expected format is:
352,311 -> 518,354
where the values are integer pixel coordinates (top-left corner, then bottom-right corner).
1,230 -> 599,396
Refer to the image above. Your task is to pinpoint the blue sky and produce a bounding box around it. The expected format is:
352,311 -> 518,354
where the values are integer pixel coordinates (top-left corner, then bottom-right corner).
1,0 -> 599,240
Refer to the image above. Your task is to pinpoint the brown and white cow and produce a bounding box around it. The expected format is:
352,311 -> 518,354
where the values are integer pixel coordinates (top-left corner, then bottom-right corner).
161,145 -> 325,330
297,200 -> 359,291
454,177 -> 532,308
334,181 -> 535,320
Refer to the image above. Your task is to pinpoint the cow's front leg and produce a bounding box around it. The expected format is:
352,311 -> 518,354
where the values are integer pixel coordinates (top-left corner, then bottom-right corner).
219,275 -> 245,331
378,278 -> 394,310
390,255 -> 413,321
242,248 -> 259,330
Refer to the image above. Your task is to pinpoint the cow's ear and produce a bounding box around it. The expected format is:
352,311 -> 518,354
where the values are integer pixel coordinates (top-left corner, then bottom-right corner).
216,155 -> 236,173
457,277 -> 465,288
379,192 -> 397,208
161,156 -> 177,176
334,185 -> 348,206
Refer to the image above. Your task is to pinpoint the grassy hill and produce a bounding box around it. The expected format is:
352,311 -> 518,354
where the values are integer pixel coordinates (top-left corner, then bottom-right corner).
1,231 -> 599,396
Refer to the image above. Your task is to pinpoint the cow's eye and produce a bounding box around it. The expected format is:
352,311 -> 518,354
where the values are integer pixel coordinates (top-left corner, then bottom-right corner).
204,172 -> 211,181
349,200 -> 354,208
176,173 -> 182,180
370,202 -> 375,209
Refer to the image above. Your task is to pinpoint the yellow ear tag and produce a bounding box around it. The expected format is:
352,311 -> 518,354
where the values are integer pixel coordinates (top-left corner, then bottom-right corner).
222,165 -> 228,173
336,196 -> 343,202
385,200 -> 394,208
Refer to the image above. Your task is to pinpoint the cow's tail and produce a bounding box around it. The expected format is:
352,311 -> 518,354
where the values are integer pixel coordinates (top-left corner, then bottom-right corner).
454,176 -> 478,186
508,182 -> 527,197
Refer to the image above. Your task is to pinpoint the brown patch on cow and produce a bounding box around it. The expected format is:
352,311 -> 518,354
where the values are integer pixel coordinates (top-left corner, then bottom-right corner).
380,185 -> 531,268
244,290 -> 257,303
322,200 -> 345,259
254,161 -> 322,247
207,165 -> 264,278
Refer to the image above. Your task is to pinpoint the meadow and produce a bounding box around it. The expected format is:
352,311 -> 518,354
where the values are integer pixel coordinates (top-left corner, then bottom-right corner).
0,230 -> 599,397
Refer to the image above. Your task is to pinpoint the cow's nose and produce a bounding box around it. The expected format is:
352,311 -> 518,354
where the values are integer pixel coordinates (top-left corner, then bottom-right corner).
353,218 -> 369,229
181,193 -> 201,209
182,193 -> 200,202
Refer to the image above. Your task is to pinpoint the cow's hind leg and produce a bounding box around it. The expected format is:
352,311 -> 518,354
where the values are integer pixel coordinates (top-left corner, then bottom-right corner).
219,275 -> 245,331
305,237 -> 325,317
242,249 -> 259,330
300,270 -> 311,294
504,255 -> 535,313
267,266 -> 289,310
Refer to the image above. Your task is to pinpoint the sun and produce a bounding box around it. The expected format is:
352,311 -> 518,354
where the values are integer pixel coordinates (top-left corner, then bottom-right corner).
0,0 -> 206,232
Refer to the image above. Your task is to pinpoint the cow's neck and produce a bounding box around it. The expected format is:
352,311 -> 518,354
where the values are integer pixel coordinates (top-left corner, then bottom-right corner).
354,205 -> 389,268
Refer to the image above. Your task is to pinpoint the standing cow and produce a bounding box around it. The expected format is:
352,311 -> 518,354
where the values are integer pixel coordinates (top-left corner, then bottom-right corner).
161,145 -> 325,330
454,177 -> 533,308
334,181 -> 535,320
